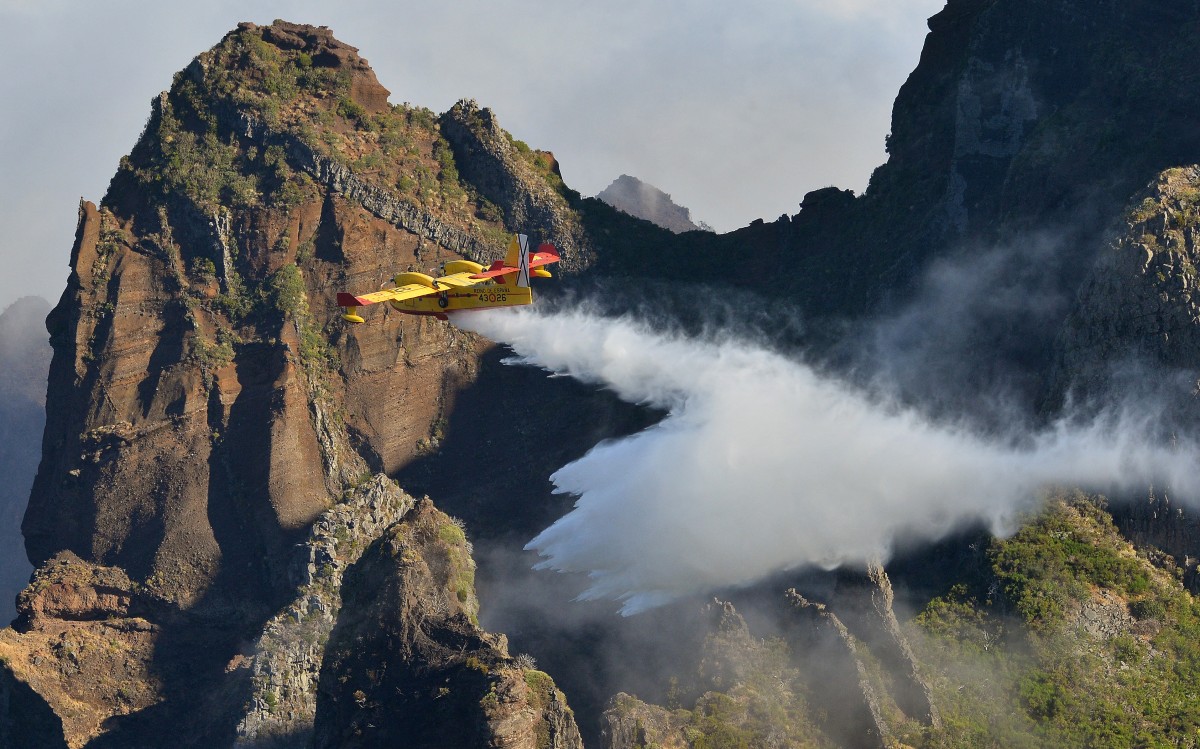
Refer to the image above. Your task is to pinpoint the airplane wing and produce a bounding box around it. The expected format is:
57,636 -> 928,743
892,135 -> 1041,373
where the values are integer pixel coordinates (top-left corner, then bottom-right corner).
337,283 -> 439,308
337,239 -> 559,322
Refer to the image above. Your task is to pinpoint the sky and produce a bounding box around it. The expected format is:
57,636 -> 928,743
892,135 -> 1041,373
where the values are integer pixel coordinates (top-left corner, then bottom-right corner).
0,0 -> 945,311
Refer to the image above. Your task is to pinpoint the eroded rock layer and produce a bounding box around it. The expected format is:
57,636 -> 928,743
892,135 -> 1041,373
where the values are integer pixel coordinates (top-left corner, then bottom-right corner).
8,20 -> 584,748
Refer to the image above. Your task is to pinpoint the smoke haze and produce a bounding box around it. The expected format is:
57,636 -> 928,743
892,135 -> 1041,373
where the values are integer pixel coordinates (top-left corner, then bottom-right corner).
0,296 -> 51,622
457,306 -> 1199,614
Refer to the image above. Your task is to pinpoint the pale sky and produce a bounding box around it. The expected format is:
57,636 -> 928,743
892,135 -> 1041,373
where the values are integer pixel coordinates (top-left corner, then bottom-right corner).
0,0 -> 944,310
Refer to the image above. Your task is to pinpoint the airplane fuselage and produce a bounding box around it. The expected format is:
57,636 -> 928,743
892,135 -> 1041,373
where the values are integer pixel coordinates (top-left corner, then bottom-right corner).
388,280 -> 532,317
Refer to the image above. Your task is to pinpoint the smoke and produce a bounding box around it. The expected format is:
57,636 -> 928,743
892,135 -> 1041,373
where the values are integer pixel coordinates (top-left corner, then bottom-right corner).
855,234 -> 1076,426
455,306 -> 1199,615
0,296 -> 50,622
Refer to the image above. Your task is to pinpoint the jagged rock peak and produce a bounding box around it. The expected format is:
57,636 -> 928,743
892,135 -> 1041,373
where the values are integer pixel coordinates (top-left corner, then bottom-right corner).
13,18 -> 538,747
313,498 -> 583,749
596,174 -> 707,234
440,98 -> 594,270
228,20 -> 390,112
1056,165 -> 1200,401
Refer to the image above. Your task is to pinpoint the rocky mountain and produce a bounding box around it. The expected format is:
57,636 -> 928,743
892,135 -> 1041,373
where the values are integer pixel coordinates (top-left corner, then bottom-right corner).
0,296 -> 51,624
585,0 -> 1200,351
2,21 -> 585,748
595,175 -> 706,234
8,3 -> 1200,747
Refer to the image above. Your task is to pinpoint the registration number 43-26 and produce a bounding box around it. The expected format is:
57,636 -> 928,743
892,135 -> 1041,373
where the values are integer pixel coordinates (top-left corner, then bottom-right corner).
477,292 -> 508,303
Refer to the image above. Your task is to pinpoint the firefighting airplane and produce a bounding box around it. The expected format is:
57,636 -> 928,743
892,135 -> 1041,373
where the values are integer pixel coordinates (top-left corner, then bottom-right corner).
336,234 -> 559,323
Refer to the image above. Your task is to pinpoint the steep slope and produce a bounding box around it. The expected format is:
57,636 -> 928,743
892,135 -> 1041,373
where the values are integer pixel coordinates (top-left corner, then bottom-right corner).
313,499 -> 581,749
11,7 -> 1200,748
909,493 -> 1200,747
0,296 -> 51,623
587,0 -> 1200,339
1058,166 -> 1200,396
5,21 -> 585,748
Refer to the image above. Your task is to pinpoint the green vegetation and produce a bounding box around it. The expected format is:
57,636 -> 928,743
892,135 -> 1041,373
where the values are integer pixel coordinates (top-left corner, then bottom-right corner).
614,615 -> 831,748
523,670 -> 554,709
911,492 -> 1200,748
214,268 -> 253,320
990,494 -> 1151,629
463,655 -> 489,675
437,522 -> 466,547
1129,196 -> 1161,223
264,263 -> 305,316
480,685 -> 500,712
91,211 -> 126,285
192,329 -> 235,373
188,256 -> 217,281
434,516 -> 478,624
608,493 -> 1200,748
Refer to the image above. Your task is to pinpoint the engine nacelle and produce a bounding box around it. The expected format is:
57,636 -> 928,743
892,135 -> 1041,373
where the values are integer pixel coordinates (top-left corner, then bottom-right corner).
393,271 -> 439,289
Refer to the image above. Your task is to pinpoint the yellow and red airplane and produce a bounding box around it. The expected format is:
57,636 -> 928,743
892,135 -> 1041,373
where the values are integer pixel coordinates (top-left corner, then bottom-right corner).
337,234 -> 559,323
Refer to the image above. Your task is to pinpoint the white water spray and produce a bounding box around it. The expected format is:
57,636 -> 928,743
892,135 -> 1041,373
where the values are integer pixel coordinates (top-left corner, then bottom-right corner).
457,307 -> 1198,614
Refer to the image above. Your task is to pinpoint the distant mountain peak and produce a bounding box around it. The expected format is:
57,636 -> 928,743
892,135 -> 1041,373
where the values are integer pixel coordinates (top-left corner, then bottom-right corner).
596,174 -> 711,233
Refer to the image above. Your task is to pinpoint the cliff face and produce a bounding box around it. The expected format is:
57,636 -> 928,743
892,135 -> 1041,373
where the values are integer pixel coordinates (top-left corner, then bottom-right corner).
587,0 -> 1200,330
1059,166 -> 1200,393
0,296 -> 51,623
841,0 -> 1200,308
12,6 -> 1200,748
6,20 -> 584,748
1053,166 -> 1200,587
313,499 -> 581,749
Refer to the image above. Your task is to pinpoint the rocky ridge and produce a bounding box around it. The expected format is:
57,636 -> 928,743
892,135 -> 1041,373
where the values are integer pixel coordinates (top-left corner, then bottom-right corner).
1058,166 -> 1200,396
440,99 -> 593,272
5,20 -> 583,748
9,6 -> 1200,747
234,474 -> 415,747
601,579 -> 939,749
313,499 -> 581,749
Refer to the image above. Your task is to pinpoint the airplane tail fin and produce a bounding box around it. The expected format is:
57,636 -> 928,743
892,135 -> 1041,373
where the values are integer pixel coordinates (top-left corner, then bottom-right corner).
504,234 -> 522,267
513,234 -> 531,288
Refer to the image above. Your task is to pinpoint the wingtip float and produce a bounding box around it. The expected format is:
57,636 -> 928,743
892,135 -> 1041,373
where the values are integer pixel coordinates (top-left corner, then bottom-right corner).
337,234 -> 559,324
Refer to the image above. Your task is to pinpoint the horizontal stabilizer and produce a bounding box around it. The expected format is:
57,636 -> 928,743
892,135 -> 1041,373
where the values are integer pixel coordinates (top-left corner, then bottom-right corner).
337,292 -> 366,308
468,243 -> 560,280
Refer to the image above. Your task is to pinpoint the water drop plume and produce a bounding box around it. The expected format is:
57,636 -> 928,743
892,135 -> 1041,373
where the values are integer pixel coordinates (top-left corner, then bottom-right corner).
457,307 -> 1198,614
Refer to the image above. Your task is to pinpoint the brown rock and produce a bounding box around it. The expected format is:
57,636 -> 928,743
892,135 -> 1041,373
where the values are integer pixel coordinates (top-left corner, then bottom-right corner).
0,553 -> 160,749
258,20 -> 391,113
313,500 -> 583,749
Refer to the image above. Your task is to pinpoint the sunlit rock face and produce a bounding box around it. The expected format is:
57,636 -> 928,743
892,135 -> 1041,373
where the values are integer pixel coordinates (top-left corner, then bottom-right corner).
8,2 -> 1200,746
2,19 -> 587,748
